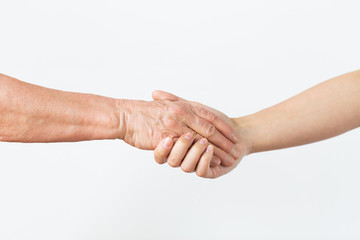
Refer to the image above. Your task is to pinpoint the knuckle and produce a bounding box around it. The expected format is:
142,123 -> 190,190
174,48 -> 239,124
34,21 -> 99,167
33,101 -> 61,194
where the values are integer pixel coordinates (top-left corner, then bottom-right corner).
154,152 -> 164,164
203,123 -> 216,138
154,156 -> 164,164
181,164 -> 193,173
197,107 -> 216,122
221,160 -> 233,167
233,149 -> 242,159
214,149 -> 227,162
168,158 -> 180,167
157,159 -> 166,164
226,142 -> 235,154
196,169 -> 206,177
179,135 -> 191,144
229,144 -> 241,159
206,110 -> 217,122
195,140 -> 207,150
169,104 -> 186,116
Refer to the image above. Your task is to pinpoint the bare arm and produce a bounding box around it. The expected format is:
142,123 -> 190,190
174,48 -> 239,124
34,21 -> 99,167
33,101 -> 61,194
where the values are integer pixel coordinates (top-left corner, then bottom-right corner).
0,73 -> 236,165
235,70 -> 360,154
153,70 -> 360,178
0,73 -> 122,142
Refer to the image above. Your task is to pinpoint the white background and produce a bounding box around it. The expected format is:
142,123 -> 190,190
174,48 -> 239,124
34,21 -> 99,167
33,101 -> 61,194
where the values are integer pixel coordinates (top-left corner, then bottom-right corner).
1,0 -> 360,239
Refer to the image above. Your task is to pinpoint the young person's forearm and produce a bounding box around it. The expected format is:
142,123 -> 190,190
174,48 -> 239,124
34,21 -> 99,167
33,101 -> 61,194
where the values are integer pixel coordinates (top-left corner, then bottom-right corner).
0,74 -> 124,143
233,70 -> 360,154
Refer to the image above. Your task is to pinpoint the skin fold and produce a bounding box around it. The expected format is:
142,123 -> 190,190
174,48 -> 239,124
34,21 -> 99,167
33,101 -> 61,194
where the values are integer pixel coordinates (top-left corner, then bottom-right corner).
155,70 -> 360,178
0,73 -> 237,165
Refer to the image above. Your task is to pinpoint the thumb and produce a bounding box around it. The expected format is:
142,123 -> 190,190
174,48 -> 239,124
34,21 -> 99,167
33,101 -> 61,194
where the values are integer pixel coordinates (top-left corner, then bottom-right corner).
152,90 -> 184,101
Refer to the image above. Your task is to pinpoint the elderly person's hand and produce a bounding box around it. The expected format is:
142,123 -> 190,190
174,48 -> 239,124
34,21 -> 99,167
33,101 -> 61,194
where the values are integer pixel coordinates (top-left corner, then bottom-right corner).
152,90 -> 250,177
117,96 -> 240,165
0,73 -> 236,165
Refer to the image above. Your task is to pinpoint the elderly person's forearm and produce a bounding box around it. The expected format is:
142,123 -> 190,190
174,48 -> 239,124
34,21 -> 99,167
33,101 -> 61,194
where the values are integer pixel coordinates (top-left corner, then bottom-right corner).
0,74 -> 237,167
0,73 -> 123,142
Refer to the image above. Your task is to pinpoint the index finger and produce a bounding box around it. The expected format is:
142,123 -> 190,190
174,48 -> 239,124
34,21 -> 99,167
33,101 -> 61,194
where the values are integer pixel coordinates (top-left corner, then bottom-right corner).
152,90 -> 238,143
183,115 -> 235,156
191,104 -> 239,143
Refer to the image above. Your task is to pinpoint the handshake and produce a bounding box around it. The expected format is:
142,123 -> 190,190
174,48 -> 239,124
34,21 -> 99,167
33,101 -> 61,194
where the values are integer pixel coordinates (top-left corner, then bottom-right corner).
119,90 -> 248,179
2,71 -> 358,179
0,73 -> 248,179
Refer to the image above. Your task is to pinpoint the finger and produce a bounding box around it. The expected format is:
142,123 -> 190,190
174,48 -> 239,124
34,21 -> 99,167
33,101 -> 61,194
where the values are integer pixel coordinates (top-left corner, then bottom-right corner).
152,90 -> 239,143
167,132 -> 196,167
171,125 -> 194,144
213,145 -> 235,167
192,104 -> 239,143
195,132 -> 234,167
181,138 -> 208,173
193,134 -> 220,167
194,134 -> 219,167
196,145 -> 214,178
152,90 -> 185,102
183,116 -> 235,156
170,132 -> 218,167
210,156 -> 221,167
154,137 -> 174,164
152,90 -> 238,159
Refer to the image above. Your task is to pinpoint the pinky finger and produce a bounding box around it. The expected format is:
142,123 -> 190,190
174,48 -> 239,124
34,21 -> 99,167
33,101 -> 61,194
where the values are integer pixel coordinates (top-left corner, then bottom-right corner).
196,145 -> 214,178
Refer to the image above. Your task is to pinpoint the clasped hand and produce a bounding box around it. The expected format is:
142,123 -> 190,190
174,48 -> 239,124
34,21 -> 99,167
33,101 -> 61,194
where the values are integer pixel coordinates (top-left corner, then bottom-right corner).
120,90 -> 248,178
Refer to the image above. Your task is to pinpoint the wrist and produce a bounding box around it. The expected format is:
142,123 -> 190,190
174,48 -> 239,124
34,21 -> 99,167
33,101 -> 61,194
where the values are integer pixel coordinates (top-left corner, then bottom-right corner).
115,99 -> 132,140
231,116 -> 255,155
82,95 -> 126,141
115,99 -> 150,145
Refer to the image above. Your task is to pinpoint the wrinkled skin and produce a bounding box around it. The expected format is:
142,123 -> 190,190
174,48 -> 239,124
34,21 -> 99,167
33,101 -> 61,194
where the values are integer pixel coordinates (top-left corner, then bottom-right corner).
152,90 -> 250,178
118,98 -> 239,166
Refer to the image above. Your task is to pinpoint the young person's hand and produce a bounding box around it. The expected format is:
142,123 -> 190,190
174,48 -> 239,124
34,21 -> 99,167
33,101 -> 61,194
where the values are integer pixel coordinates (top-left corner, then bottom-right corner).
155,132 -> 246,178
153,90 -> 251,178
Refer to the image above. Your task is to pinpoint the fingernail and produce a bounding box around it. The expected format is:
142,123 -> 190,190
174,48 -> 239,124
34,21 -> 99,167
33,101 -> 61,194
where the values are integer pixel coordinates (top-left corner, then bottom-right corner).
163,137 -> 172,147
206,145 -> 213,152
184,132 -> 193,140
199,138 -> 208,145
